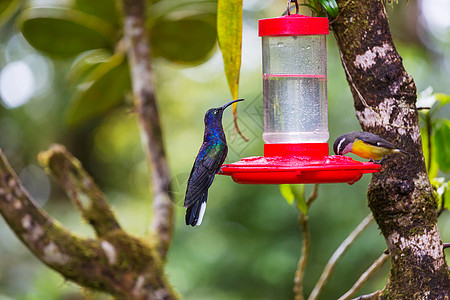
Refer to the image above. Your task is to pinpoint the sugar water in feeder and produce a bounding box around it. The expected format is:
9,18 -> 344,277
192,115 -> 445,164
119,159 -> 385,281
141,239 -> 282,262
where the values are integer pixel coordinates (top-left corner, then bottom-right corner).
261,20 -> 328,143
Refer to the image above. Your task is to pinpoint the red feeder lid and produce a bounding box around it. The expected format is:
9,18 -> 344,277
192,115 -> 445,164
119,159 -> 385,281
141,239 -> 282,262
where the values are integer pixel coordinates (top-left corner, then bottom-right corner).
220,143 -> 381,185
259,15 -> 329,36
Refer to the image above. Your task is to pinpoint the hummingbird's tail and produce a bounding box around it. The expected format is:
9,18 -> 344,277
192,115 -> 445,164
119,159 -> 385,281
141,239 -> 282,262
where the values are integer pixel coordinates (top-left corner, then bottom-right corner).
185,193 -> 207,226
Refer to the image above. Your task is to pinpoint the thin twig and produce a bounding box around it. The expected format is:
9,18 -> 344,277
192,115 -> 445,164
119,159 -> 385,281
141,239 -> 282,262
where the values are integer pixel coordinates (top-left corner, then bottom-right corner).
121,0 -> 174,260
352,290 -> 383,300
294,213 -> 310,300
444,243 -> 450,249
233,110 -> 249,142
293,185 -> 319,300
338,253 -> 390,300
38,144 -> 121,238
307,184 -> 319,206
308,214 -> 374,300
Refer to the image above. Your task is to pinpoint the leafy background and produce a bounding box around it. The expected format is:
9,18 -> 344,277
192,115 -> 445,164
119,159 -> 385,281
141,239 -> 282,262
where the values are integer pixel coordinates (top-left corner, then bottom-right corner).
0,0 -> 448,299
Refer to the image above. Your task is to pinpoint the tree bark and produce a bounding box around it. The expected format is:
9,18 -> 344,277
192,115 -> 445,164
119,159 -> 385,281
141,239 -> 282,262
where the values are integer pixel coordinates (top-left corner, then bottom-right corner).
331,0 -> 450,298
121,0 -> 175,261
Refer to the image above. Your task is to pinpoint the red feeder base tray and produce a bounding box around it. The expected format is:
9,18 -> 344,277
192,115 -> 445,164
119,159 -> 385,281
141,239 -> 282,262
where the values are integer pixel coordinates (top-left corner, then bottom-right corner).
220,143 -> 381,185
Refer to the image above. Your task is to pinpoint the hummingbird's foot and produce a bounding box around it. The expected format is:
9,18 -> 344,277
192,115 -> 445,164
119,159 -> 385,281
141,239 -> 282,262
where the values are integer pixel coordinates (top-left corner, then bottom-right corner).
217,166 -> 225,174
369,158 -> 384,164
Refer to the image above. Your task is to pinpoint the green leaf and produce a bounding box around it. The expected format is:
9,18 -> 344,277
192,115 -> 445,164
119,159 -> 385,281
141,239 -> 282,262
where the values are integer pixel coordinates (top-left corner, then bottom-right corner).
307,0 -> 322,15
420,126 -> 439,178
74,0 -> 119,26
150,14 -> 217,64
0,0 -> 22,28
430,93 -> 450,119
69,49 -> 113,84
217,0 -> 242,100
18,7 -> 116,57
291,184 -> 308,215
435,93 -> 450,106
149,0 -> 217,20
433,119 -> 450,172
66,52 -> 131,126
279,184 -> 308,214
280,184 -> 294,205
431,178 -> 449,211
318,0 -> 338,18
444,182 -> 450,210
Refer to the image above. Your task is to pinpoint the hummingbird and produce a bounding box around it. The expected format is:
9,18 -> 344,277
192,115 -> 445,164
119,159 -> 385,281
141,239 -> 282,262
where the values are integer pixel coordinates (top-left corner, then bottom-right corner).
184,98 -> 244,226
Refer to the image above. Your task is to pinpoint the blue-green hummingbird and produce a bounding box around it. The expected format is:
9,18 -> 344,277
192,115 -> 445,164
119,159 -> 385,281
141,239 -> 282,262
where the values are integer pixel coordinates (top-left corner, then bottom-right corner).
184,98 -> 244,226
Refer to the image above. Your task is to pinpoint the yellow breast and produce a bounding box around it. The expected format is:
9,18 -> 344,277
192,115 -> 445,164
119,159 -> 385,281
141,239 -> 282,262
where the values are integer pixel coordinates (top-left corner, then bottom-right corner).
352,140 -> 392,160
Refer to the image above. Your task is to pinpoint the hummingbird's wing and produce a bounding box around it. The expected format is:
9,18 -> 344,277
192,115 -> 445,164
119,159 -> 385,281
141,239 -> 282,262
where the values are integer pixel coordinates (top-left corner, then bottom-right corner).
184,144 -> 227,209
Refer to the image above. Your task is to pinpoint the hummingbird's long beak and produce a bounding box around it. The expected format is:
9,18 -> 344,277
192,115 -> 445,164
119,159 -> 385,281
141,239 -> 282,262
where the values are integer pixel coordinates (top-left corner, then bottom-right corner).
222,98 -> 244,110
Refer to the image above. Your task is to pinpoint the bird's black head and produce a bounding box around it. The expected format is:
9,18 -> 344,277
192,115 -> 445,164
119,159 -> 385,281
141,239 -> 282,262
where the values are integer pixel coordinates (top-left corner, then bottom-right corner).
333,132 -> 356,155
204,98 -> 244,124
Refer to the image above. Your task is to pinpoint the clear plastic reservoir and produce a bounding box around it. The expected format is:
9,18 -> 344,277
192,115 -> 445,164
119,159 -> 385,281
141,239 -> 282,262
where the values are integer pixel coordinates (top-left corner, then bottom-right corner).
262,34 -> 328,143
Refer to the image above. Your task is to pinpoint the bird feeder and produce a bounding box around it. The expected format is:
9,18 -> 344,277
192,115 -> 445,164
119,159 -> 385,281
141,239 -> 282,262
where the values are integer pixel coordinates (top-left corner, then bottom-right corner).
220,9 -> 380,185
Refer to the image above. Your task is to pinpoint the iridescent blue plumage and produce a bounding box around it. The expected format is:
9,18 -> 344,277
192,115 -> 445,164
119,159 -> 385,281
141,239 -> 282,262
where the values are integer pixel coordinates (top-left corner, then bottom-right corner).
184,99 -> 244,226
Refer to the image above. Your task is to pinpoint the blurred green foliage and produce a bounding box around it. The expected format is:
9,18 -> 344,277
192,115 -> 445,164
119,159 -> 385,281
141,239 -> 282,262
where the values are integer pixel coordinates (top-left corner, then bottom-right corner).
67,52 -> 130,126
317,0 -> 338,17
417,89 -> 450,211
297,0 -> 338,18
17,0 -> 217,128
0,0 -> 448,299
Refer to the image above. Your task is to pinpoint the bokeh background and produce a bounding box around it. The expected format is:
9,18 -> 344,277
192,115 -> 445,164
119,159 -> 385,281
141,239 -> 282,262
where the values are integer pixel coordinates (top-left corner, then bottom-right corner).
0,0 -> 449,299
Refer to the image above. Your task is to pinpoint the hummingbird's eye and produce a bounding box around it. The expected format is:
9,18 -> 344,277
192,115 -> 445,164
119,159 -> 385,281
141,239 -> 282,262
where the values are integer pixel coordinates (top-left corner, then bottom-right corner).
213,110 -> 219,115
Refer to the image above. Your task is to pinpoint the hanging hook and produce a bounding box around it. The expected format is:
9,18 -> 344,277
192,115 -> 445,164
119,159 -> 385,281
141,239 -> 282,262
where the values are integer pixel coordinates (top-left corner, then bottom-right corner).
286,0 -> 299,15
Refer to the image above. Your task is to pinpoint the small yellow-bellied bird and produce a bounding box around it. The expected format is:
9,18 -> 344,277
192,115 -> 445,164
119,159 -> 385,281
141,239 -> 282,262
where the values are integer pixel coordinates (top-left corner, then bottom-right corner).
333,131 -> 410,163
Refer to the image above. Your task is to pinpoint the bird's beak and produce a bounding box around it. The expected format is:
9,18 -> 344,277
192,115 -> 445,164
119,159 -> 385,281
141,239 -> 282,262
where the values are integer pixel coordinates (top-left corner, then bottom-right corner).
222,98 -> 244,110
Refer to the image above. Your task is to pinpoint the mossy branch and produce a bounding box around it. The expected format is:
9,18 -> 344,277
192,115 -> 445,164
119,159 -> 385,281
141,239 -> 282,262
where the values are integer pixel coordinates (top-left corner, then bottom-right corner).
293,213 -> 310,300
0,148 -> 178,299
293,184 -> 319,300
38,144 -> 121,238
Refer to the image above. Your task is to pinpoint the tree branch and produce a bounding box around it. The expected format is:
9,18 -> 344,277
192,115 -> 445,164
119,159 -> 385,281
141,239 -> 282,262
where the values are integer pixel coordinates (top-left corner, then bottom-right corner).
307,184 -> 319,207
121,0 -> 174,260
338,254 -> 389,300
294,213 -> 310,300
293,185 -> 319,300
38,144 -> 120,238
0,148 -> 179,299
332,0 -> 450,297
308,214 -> 373,300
